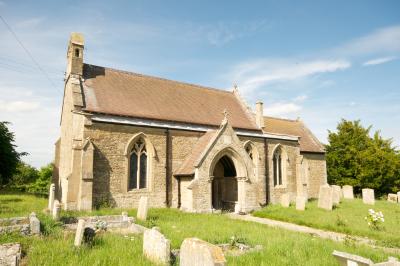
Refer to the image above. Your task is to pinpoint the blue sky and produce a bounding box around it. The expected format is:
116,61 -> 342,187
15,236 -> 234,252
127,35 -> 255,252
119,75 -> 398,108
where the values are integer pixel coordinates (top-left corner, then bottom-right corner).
0,0 -> 399,167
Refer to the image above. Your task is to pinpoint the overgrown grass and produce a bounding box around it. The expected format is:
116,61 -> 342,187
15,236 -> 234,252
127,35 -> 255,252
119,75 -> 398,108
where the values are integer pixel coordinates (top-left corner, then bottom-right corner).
253,198 -> 400,248
0,191 -> 47,218
0,192 -> 399,265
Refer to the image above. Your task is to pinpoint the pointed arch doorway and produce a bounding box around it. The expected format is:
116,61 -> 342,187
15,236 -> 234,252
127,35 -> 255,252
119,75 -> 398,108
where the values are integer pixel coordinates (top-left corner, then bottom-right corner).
211,155 -> 238,211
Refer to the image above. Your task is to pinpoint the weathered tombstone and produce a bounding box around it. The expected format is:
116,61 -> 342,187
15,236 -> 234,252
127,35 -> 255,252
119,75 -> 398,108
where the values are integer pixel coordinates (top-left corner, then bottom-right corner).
295,196 -> 306,211
122,211 -> 129,222
48,183 -> 55,211
137,196 -> 149,221
332,250 -> 373,266
0,243 -> 21,266
398,192 -> 400,204
331,185 -> 341,205
29,212 -> 40,235
362,189 -> 375,205
280,193 -> 290,208
52,202 -> 61,221
318,185 -> 333,211
387,193 -> 398,203
143,227 -> 171,265
74,219 -> 86,247
180,238 -> 226,266
342,185 -> 354,199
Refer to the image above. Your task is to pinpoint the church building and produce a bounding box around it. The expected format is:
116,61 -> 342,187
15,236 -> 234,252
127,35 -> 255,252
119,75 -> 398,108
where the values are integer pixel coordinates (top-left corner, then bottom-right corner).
53,33 -> 327,212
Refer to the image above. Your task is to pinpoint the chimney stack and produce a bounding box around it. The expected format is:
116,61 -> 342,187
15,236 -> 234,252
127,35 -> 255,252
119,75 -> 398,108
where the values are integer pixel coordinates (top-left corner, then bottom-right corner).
255,101 -> 264,128
66,32 -> 84,76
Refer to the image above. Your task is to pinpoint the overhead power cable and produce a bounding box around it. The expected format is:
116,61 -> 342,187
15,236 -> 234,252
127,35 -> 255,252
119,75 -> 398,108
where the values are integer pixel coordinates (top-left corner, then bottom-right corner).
0,14 -> 58,89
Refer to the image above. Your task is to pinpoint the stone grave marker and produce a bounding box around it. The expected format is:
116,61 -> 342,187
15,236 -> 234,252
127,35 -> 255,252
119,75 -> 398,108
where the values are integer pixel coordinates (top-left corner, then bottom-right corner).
332,250 -> 373,266
387,193 -> 398,203
398,192 -> 400,204
74,219 -> 86,247
342,185 -> 354,199
318,185 -> 333,211
362,189 -> 375,205
143,227 -> 171,265
137,196 -> 149,221
331,185 -> 342,204
0,243 -> 21,266
48,183 -> 55,211
52,201 -> 61,221
295,196 -> 306,211
180,238 -> 226,266
280,193 -> 290,208
29,212 -> 40,235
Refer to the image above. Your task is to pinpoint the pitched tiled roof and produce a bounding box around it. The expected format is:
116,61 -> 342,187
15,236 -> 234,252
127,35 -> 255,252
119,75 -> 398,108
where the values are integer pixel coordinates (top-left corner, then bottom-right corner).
82,64 -> 259,131
263,116 -> 325,153
174,130 -> 217,176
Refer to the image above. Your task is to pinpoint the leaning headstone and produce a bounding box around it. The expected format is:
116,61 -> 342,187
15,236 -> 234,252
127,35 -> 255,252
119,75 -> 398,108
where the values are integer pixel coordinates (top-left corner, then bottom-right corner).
318,185 -> 333,211
29,212 -> 41,235
0,243 -> 21,266
280,193 -> 290,208
74,219 -> 86,247
143,227 -> 171,265
52,202 -> 61,221
48,183 -> 55,211
180,238 -> 226,266
137,196 -> 149,221
295,196 -> 306,211
332,250 -> 373,266
342,185 -> 354,199
362,189 -> 375,205
331,185 -> 341,205
387,193 -> 398,203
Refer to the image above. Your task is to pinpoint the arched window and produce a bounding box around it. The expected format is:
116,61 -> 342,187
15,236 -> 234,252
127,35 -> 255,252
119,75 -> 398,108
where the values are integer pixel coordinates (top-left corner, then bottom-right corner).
129,138 -> 147,189
244,141 -> 259,180
273,147 -> 283,186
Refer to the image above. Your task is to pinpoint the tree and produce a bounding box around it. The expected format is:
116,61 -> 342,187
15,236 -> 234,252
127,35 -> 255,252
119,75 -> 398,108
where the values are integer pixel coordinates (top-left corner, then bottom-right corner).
27,163 -> 53,195
0,122 -> 26,185
8,162 -> 39,191
326,119 -> 400,196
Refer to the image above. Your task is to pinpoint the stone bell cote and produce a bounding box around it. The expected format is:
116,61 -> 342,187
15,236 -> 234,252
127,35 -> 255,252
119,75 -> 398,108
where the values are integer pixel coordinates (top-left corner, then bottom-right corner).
66,32 -> 84,76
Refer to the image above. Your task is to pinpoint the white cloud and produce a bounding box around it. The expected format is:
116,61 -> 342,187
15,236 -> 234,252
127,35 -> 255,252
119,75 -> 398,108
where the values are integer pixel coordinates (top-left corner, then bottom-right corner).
264,102 -> 302,116
338,25 -> 400,56
0,100 -> 40,112
363,56 -> 397,66
293,95 -> 308,102
231,59 -> 350,94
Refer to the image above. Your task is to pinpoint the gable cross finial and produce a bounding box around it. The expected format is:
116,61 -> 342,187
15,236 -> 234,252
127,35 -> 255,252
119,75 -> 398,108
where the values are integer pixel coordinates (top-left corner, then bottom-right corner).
222,108 -> 230,125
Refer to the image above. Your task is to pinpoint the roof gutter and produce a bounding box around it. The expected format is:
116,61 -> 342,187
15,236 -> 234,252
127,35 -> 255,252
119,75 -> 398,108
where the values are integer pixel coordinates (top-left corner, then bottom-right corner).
90,113 -> 299,141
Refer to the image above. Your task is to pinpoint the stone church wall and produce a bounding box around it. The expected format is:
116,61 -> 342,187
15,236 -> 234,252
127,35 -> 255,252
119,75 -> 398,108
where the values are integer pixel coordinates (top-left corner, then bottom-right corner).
302,152 -> 327,199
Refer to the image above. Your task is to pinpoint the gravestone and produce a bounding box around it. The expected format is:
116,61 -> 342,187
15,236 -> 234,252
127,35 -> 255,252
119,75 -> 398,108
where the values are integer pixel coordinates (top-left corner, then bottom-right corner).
53,202 -> 61,221
29,212 -> 40,235
331,185 -> 341,205
318,185 -> 333,211
180,238 -> 226,266
143,227 -> 171,265
362,189 -> 375,205
280,193 -> 290,208
48,183 -> 55,211
332,250 -> 373,266
295,196 -> 306,211
122,211 -> 129,222
74,219 -> 86,247
137,196 -> 149,221
387,194 -> 398,203
398,192 -> 400,204
342,185 -> 354,199
0,243 -> 21,266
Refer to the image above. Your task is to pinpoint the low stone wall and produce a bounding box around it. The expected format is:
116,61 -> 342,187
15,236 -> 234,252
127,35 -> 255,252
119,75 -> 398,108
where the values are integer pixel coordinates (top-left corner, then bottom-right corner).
64,214 -> 136,232
0,216 -> 35,235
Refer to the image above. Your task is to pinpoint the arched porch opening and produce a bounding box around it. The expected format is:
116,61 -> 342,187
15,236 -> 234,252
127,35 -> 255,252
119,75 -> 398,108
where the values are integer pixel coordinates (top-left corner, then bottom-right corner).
211,155 -> 238,211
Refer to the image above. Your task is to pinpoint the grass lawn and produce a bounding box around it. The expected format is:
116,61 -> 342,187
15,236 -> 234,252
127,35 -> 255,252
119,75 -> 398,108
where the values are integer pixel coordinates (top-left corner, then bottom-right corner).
253,198 -> 400,248
0,192 -> 399,265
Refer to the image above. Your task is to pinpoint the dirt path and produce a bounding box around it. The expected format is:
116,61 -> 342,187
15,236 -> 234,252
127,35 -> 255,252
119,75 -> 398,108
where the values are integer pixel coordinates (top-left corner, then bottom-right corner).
227,213 -> 400,255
